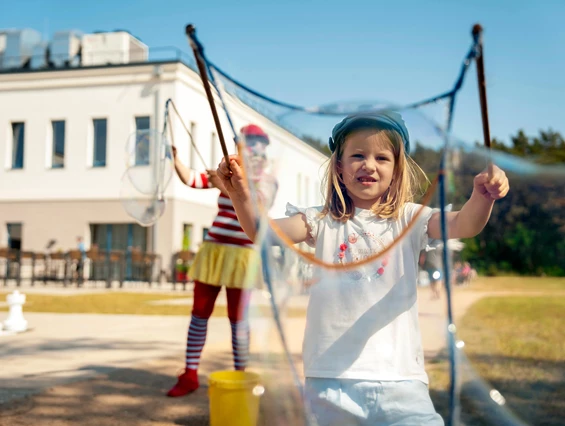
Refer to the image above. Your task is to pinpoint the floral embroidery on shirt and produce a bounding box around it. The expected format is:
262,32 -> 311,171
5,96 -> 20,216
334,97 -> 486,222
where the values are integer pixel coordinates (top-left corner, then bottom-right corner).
336,235 -> 390,281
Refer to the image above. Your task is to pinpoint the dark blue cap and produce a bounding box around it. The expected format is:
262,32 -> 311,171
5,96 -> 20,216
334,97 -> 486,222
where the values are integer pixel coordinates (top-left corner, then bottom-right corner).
329,111 -> 410,154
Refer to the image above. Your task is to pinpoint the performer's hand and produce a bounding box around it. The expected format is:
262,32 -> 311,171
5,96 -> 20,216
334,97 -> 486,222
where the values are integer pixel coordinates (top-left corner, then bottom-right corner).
217,155 -> 249,198
206,169 -> 223,190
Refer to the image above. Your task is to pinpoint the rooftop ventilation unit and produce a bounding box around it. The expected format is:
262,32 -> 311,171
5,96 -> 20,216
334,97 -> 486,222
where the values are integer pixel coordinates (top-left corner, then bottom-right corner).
3,29 -> 42,69
30,41 -> 50,69
51,30 -> 83,68
81,31 -> 148,67
0,32 -> 6,69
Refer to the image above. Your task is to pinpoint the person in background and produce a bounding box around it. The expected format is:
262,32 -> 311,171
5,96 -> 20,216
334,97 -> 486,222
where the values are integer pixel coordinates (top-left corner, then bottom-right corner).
166,124 -> 275,397
76,236 -> 86,283
423,247 -> 443,300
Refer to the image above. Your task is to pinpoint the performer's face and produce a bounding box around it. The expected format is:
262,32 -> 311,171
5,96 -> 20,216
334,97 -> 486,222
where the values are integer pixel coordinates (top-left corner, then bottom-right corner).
247,153 -> 267,178
243,140 -> 267,177
245,139 -> 267,156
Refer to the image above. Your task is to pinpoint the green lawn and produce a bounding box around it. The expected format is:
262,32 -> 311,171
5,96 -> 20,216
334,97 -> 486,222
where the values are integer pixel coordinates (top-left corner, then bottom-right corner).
428,291 -> 565,425
466,276 -> 565,292
0,291 -> 306,318
2,277 -> 564,424
1,277 -> 562,317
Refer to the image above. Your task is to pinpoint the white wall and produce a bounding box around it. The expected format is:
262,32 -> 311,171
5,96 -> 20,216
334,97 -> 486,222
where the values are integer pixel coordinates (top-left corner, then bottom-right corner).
0,66 -> 167,200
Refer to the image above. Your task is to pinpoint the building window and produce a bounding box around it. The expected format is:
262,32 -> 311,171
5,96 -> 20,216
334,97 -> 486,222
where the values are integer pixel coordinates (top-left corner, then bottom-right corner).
135,116 -> 151,166
89,223 -> 148,280
52,120 -> 65,168
7,223 -> 22,250
90,223 -> 148,252
189,122 -> 198,169
93,119 -> 107,167
202,227 -> 209,241
11,122 -> 25,169
182,224 -> 193,251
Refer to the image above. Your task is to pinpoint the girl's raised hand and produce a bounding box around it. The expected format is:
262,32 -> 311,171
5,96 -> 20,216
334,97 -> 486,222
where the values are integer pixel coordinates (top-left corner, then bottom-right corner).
217,155 -> 249,198
473,165 -> 510,200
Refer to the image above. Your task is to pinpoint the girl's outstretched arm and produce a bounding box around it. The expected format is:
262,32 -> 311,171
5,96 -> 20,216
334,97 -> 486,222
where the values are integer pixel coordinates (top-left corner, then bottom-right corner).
217,155 -> 310,243
173,146 -> 225,192
428,165 -> 509,239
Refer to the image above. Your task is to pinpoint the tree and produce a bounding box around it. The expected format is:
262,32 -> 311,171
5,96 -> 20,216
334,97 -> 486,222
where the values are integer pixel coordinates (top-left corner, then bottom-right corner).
411,129 -> 565,276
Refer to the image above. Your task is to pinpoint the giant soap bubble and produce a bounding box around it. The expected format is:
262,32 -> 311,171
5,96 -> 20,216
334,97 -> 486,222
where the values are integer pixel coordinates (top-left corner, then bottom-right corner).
121,129 -> 173,226
125,128 -> 174,195
182,25 -> 565,425
214,75 -> 565,425
120,171 -> 166,227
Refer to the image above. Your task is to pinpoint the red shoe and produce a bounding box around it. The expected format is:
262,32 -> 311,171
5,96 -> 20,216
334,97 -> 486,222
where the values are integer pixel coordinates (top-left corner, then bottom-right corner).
166,368 -> 199,397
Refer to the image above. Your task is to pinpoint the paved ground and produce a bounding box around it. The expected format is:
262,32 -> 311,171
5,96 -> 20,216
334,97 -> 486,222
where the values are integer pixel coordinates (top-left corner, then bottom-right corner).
0,286 -> 486,425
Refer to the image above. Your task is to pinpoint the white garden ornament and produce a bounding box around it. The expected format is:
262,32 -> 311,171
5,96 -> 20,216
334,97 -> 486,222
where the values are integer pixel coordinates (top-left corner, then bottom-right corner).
3,290 -> 28,333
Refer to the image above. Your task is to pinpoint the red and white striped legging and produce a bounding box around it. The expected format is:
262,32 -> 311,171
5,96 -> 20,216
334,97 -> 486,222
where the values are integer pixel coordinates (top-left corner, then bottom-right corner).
185,281 -> 251,371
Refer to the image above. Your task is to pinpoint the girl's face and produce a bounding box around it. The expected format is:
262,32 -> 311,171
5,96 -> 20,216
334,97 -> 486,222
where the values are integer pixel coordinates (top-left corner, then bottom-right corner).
338,129 -> 396,210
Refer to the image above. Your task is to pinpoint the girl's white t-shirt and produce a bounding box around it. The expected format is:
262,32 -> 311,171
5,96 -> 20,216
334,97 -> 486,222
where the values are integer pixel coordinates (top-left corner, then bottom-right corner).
286,202 -> 436,384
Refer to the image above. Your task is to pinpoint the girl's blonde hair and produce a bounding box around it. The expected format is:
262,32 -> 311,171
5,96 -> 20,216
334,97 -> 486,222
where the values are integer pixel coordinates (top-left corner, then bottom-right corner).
321,127 -> 428,221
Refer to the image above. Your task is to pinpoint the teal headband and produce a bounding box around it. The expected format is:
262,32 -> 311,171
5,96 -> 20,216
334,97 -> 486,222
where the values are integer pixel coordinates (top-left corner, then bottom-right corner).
329,111 -> 410,154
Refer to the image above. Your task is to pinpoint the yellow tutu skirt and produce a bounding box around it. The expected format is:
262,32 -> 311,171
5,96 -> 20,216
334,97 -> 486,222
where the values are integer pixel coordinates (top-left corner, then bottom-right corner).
189,242 -> 262,289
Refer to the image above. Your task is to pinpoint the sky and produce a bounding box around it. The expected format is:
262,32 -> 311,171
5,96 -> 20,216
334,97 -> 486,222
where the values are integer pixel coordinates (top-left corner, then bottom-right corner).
2,0 -> 564,146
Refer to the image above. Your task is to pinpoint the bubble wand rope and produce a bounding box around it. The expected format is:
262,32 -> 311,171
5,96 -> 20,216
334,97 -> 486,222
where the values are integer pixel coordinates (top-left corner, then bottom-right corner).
182,26 -> 441,271
164,98 -> 209,169
185,25 -> 231,169
472,24 -> 494,178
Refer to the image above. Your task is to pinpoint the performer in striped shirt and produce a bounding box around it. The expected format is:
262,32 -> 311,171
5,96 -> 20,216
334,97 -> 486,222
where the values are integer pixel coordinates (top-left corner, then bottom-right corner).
167,124 -> 274,397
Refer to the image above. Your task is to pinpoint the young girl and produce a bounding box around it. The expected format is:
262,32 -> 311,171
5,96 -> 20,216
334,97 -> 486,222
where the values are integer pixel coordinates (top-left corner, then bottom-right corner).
218,112 -> 509,425
166,124 -> 272,397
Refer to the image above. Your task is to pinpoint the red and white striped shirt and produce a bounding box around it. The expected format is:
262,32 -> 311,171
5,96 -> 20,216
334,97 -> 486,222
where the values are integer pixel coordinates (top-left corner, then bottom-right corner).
188,171 -> 254,248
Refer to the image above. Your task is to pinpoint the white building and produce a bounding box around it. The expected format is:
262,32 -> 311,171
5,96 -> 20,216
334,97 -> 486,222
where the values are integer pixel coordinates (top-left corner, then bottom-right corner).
0,29 -> 328,276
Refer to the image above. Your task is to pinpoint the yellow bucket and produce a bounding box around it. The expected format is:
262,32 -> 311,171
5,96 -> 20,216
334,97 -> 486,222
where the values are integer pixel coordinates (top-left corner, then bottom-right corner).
208,370 -> 263,426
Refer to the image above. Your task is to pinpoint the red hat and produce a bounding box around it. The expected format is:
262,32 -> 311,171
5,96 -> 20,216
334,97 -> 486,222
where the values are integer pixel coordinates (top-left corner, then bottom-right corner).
240,124 -> 269,144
